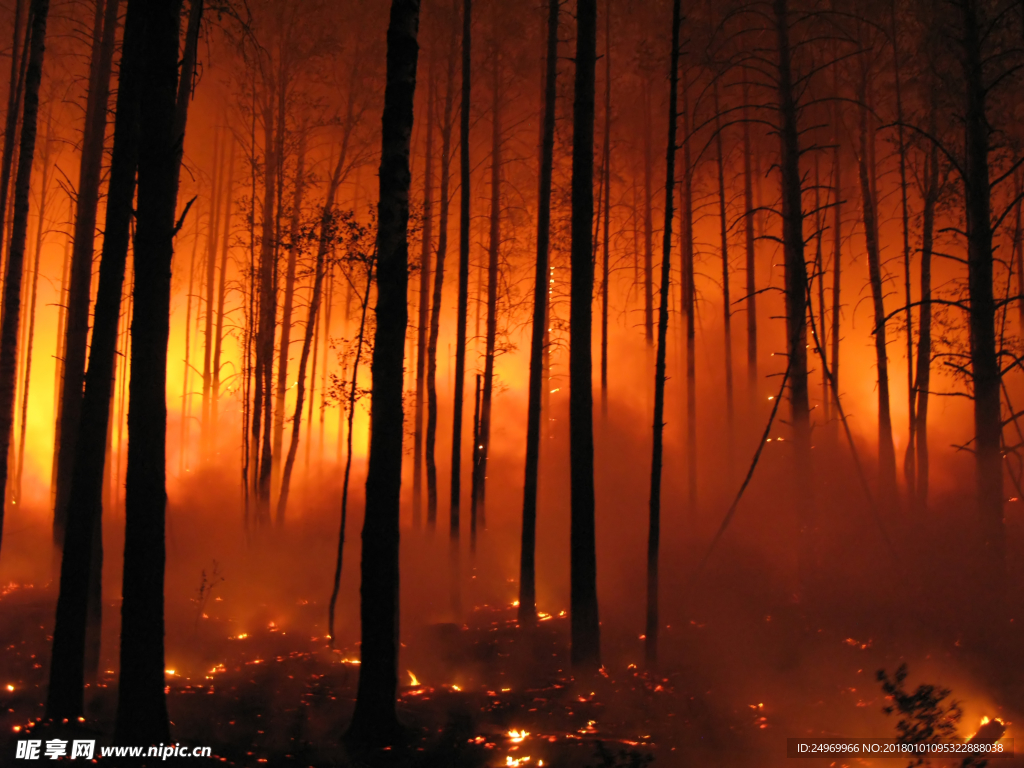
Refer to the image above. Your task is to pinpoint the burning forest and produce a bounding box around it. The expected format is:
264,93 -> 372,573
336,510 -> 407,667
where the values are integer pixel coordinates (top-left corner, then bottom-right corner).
0,0 -> 1023,764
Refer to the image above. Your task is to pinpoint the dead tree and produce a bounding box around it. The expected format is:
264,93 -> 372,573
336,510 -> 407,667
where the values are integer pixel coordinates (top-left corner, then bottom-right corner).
518,0 -> 557,627
742,72 -> 757,387
412,52 -> 434,528
0,0 -> 49,557
46,0 -> 144,721
599,0 -> 612,414
211,140 -> 236,438
472,13 -> 501,536
773,0 -> 813,590
450,0 -> 472,608
646,0 -> 681,669
856,55 -> 898,502
116,0 -> 197,745
569,0 -> 601,674
425,10 -> 457,531
276,157 -> 343,520
273,129 -> 309,497
348,0 -> 420,745
52,0 -> 119,549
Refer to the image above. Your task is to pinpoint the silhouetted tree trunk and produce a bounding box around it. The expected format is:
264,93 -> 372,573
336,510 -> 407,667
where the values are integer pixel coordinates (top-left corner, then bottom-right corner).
712,78 -> 733,465
518,0 -> 557,627
0,0 -> 26,328
0,0 -> 48,559
891,0 -> 915,498
412,53 -> 434,529
253,78 -> 278,524
211,140 -> 235,439
201,128 -> 223,455
46,0 -> 143,720
774,0 -> 813,591
328,255 -> 372,644
646,0 -> 680,670
276,158 -> 340,521
830,43 -> 842,436
569,0 -> 600,674
599,1 -> 611,415
348,0 -> 419,745
273,130 -> 307,495
15,110 -> 52,505
959,0 -> 1004,589
742,73 -> 757,387
856,67 -> 897,501
426,13 -> 457,531
52,0 -> 119,549
914,100 -> 938,508
473,25 -> 500,533
115,0 -> 194,745
813,153 -> 829,424
179,220 -> 201,474
681,68 -> 696,512
449,0 -> 471,616
642,79 -> 654,345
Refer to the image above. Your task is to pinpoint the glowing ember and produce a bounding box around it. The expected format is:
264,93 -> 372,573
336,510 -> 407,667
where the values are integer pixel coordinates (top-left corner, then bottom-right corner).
506,757 -> 531,767
232,633 -> 248,640
450,684 -> 462,691
579,720 -> 598,734
165,669 -> 176,677
5,684 -> 13,691
507,728 -> 529,743
407,670 -> 420,686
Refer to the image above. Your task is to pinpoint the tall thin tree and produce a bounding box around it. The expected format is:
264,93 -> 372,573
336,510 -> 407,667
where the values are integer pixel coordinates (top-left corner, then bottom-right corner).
569,0 -> 601,674
646,0 -> 680,669
348,0 -> 420,745
518,0 -> 557,627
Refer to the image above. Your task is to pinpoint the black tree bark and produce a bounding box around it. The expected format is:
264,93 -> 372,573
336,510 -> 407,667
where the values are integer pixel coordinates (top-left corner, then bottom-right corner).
347,0 -> 420,746
569,0 -> 601,674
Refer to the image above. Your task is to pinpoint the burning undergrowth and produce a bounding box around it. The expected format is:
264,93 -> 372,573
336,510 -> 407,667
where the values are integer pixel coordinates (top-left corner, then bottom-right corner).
0,576 -> 1019,768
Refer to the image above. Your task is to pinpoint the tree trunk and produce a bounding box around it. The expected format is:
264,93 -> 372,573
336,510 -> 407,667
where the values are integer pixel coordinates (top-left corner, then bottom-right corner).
891,0 -> 915,498
448,0 -> 471,617
642,78 -> 654,345
518,0 -> 557,628
830,52 -> 842,439
412,53 -> 434,529
856,72 -> 897,502
425,36 -> 454,532
276,159 -> 340,521
52,0 -> 119,549
0,0 -> 47,560
211,140 -> 235,441
914,119 -> 937,508
273,131 -> 307,501
569,0 -> 600,674
646,0 -> 680,670
14,110 -> 52,505
599,1 -> 611,415
742,73 -> 757,388
712,78 -> 733,465
0,0 -> 26,335
200,128 -> 223,456
473,29 -> 500,534
179,220 -> 201,475
348,0 -> 419,745
960,0 -> 1003,589
115,0 -> 192,745
681,68 -> 696,513
774,0 -> 813,592
328,257 -> 372,645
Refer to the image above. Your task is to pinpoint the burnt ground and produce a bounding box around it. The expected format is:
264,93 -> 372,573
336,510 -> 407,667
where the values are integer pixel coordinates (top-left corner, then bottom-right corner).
2,578 -> 1023,768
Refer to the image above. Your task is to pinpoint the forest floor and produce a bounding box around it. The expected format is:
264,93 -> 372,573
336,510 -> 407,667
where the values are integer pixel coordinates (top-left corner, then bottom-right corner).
1,578 -> 1023,768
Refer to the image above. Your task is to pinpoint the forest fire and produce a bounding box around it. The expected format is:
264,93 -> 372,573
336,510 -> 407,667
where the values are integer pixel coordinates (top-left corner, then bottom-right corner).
0,0 -> 1020,764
